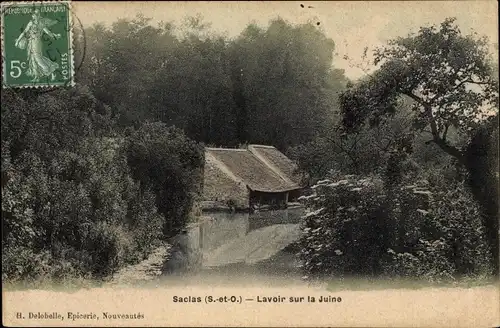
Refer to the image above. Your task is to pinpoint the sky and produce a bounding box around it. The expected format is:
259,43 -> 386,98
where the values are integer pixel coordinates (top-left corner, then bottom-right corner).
73,1 -> 499,80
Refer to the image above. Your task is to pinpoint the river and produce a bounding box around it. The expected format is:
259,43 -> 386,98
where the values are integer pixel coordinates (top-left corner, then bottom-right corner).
158,206 -> 309,287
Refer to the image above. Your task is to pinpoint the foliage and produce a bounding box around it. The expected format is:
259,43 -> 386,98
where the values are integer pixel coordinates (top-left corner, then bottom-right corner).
125,122 -> 204,237
78,16 -> 348,150
463,117 -> 499,275
382,175 -> 493,280
337,17 -> 499,274
288,101 -> 416,180
298,175 -> 391,276
339,18 -> 498,162
3,14 -> 497,286
227,18 -> 345,149
299,172 -> 493,281
2,88 -> 165,284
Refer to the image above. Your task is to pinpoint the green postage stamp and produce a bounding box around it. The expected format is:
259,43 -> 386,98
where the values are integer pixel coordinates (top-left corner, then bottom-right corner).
1,1 -> 74,88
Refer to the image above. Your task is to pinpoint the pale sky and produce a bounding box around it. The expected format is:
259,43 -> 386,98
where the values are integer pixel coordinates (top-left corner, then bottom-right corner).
73,1 -> 498,80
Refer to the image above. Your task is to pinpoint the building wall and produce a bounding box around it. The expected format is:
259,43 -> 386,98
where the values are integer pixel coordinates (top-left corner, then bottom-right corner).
288,189 -> 303,202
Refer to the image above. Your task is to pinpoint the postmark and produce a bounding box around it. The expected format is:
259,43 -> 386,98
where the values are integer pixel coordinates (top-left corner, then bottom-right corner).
1,1 -> 75,88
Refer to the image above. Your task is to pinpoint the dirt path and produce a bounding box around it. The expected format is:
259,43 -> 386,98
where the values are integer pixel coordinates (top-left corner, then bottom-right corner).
107,245 -> 170,286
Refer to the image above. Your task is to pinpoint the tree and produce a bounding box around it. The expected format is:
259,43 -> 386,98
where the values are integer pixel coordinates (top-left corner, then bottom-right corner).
78,16 -> 349,150
78,16 -> 180,128
341,18 -> 498,159
149,20 -> 239,146
228,18 -> 345,150
339,17 -> 499,274
125,123 -> 204,237
288,100 -> 416,180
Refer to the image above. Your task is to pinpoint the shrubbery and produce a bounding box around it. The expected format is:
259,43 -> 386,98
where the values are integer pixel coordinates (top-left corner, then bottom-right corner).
2,89 -> 202,285
2,137 -> 165,283
125,123 -> 204,237
299,170 -> 493,282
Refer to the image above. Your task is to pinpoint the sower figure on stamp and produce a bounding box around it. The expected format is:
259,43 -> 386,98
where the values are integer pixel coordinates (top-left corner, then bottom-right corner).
15,9 -> 61,82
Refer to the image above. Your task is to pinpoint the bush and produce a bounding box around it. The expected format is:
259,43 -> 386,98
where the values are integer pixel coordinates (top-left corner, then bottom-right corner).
125,122 -> 204,237
298,174 -> 393,276
299,171 -> 493,282
382,179 -> 493,281
2,136 -> 166,283
2,89 -> 167,284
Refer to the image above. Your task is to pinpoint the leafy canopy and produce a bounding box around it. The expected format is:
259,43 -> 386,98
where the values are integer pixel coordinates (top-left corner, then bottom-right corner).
340,18 -> 499,163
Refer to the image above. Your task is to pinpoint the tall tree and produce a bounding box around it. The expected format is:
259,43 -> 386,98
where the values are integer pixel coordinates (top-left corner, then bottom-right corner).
79,16 -> 180,128
149,16 -> 238,146
229,18 -> 346,150
339,17 -> 499,274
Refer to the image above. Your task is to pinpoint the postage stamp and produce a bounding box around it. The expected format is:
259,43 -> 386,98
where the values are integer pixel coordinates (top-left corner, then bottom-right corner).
1,1 -> 74,88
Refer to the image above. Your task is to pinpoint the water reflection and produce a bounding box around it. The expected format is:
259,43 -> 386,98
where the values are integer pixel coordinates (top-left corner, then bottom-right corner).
163,206 -> 305,285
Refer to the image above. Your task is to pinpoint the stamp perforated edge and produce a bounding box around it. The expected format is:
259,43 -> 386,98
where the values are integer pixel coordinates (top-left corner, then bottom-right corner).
1,0 -> 76,89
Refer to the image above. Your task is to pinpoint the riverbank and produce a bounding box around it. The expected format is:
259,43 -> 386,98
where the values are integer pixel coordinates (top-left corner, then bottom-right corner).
2,245 -> 171,292
108,245 -> 171,286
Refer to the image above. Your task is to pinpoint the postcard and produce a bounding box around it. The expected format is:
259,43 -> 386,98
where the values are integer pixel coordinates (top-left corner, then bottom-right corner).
2,1 -> 499,327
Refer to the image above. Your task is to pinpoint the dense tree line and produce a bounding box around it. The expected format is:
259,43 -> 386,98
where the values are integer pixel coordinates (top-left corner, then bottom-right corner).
76,15 -> 347,150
